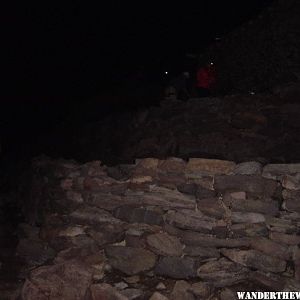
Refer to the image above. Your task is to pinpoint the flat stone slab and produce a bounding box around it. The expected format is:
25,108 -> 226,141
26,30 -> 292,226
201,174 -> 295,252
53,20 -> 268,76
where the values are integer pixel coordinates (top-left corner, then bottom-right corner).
224,193 -> 279,216
263,164 -> 300,180
165,209 -> 216,233
221,249 -> 287,273
186,158 -> 236,175
182,231 -> 250,248
183,246 -> 220,259
70,206 -> 123,225
154,256 -> 198,279
21,261 -> 92,300
105,246 -> 156,275
125,186 -> 196,210
230,223 -> 269,238
197,257 -> 249,288
114,206 -> 163,225
250,237 -> 291,260
269,232 -> 300,245
214,175 -> 278,196
233,161 -> 262,175
231,212 -> 266,223
146,232 -> 183,256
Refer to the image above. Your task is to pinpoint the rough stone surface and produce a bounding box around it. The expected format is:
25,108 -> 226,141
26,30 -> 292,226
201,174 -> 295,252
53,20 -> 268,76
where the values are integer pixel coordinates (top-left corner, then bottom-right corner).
149,292 -> 169,300
197,258 -> 249,287
154,257 -> 198,279
186,158 -> 236,175
263,164 -> 300,180
21,262 -> 92,300
170,280 -> 195,300
89,283 -> 129,300
165,209 -> 216,233
221,249 -> 287,273
105,246 -> 156,275
146,232 -> 183,256
214,175 -> 278,196
233,161 -> 262,175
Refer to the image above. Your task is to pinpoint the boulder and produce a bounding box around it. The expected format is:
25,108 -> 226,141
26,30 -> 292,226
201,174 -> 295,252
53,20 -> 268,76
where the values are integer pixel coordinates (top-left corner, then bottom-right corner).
197,258 -> 249,287
186,158 -> 236,175
146,232 -> 183,256
154,256 -> 198,279
221,249 -> 287,273
233,161 -> 262,175
21,261 -> 92,300
105,246 -> 156,275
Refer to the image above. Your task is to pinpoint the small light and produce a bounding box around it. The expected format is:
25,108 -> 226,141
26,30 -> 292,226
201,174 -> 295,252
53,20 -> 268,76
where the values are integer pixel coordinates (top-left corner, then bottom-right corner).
165,71 -> 168,75
210,62 -> 214,66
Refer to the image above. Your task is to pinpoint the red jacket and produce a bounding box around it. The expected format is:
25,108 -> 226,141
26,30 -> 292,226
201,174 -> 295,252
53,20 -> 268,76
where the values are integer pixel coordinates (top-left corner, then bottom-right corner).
196,66 -> 216,89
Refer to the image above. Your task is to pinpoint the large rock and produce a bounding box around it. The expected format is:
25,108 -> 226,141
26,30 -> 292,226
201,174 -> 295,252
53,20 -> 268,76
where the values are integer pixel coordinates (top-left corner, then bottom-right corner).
182,231 -> 250,248
196,198 -> 226,219
165,209 -> 216,233
70,206 -> 123,226
21,261 -> 93,300
293,248 -> 300,281
263,164 -> 300,180
250,237 -> 291,260
149,292 -> 169,300
224,192 -> 279,215
183,246 -> 220,259
214,175 -> 278,196
186,158 -> 236,175
282,189 -> 300,213
114,206 -> 163,225
190,281 -> 212,298
282,174 -> 300,190
170,280 -> 195,300
197,257 -> 249,287
249,271 -> 285,291
233,161 -> 262,175
231,212 -> 266,223
86,223 -> 125,246
230,223 -> 269,237
158,157 -> 186,173
89,283 -> 129,300
146,232 -> 183,256
154,256 -> 198,279
85,193 -> 137,211
124,186 -> 196,210
221,249 -> 287,273
269,232 -> 300,245
105,246 -> 156,275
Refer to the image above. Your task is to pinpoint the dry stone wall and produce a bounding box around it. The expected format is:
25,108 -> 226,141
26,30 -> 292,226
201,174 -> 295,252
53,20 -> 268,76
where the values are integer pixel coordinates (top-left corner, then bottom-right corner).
18,156 -> 300,299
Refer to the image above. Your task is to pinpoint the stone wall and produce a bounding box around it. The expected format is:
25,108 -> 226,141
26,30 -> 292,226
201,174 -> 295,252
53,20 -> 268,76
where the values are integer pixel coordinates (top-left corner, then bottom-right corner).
18,156 -> 300,299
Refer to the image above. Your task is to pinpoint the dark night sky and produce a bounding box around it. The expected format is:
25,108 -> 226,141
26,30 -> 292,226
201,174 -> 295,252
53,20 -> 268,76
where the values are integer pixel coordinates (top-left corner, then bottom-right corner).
4,0 -> 274,97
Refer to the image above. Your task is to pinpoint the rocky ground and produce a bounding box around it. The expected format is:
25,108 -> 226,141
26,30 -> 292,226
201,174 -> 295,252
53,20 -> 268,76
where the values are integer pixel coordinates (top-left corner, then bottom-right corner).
48,82 -> 300,165
1,155 -> 298,299
201,0 -> 300,94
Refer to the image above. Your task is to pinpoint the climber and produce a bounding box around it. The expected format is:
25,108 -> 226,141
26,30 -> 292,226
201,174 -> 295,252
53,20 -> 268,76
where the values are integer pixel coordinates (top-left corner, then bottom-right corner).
164,71 -> 191,101
196,62 -> 216,97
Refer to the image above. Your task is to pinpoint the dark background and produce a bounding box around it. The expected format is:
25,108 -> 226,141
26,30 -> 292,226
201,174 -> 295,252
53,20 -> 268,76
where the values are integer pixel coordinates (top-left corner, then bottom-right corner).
4,1 -> 274,96
1,1 -> 275,157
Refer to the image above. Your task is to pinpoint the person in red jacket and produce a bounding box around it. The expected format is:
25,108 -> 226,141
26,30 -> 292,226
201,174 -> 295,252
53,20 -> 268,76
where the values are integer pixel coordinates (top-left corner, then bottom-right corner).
196,62 -> 216,97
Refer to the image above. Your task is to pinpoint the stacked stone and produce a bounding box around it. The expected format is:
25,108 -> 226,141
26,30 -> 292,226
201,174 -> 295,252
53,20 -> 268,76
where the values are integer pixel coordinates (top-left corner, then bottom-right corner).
18,156 -> 300,299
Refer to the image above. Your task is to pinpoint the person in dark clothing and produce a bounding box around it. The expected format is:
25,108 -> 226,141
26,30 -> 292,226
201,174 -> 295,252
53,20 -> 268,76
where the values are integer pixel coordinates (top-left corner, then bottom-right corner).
164,71 -> 191,101
196,62 -> 216,97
